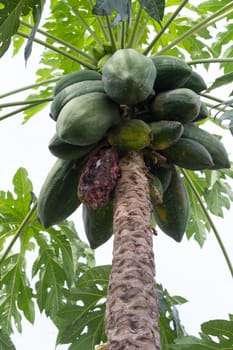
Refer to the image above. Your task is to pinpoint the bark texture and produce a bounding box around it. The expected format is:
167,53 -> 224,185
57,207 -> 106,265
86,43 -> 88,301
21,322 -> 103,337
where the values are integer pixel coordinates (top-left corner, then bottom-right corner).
105,151 -> 161,350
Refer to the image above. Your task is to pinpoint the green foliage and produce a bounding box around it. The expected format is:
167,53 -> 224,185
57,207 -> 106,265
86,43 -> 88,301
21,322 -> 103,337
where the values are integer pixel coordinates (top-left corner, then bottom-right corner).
0,167 -> 95,347
170,316 -> 233,349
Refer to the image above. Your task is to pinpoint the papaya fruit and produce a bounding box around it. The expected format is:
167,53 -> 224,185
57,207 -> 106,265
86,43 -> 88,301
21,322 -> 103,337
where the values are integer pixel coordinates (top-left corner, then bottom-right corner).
102,48 -> 157,105
150,120 -> 184,150
50,80 -> 105,121
161,137 -> 214,170
149,88 -> 201,124
48,134 -> 96,160
150,55 -> 192,92
182,123 -> 231,169
82,201 -> 113,249
53,69 -> 102,96
56,92 -> 121,146
149,173 -> 163,205
107,119 -> 152,151
151,166 -> 172,193
180,69 -> 207,93
192,101 -> 209,123
37,158 -> 83,228
151,166 -> 190,242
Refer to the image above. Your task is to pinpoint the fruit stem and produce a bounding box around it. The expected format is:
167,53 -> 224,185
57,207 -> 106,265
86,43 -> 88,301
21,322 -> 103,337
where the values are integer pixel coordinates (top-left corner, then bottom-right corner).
20,20 -> 97,63
156,3 -> 233,55
0,201 -> 38,266
143,0 -> 189,55
0,97 -> 52,108
181,169 -> 233,279
0,78 -> 59,99
17,31 -> 97,70
120,21 -> 125,49
88,0 -> 109,41
127,5 -> 143,49
105,16 -> 118,52
187,58 -> 233,65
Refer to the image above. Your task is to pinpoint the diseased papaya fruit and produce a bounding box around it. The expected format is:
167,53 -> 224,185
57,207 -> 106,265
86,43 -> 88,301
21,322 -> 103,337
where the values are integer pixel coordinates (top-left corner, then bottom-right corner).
192,101 -> 209,123
53,69 -> 102,96
150,55 -> 192,92
182,123 -> 231,169
149,88 -> 201,124
107,119 -> 152,151
151,166 -> 190,242
149,173 -> 163,205
50,80 -> 105,121
161,137 -> 214,170
38,158 -> 83,228
150,120 -> 184,150
48,134 -> 96,160
82,201 -> 113,249
102,48 -> 157,105
56,92 -> 121,146
180,70 -> 207,93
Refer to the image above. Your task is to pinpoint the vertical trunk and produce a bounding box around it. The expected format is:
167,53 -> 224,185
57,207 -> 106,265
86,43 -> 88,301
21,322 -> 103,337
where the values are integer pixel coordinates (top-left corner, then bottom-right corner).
105,151 -> 161,350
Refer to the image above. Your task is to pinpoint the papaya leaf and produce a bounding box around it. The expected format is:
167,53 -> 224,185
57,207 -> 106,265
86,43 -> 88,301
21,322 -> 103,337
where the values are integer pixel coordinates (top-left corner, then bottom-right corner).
206,72 -> 233,92
24,0 -> 46,64
170,317 -> 233,349
139,0 -> 165,22
0,0 -> 43,57
219,110 -> 233,136
0,330 -> 16,350
93,0 -> 131,21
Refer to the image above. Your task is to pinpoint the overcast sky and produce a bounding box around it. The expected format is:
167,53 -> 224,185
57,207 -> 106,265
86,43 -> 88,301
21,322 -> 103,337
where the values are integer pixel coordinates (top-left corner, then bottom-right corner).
0,30 -> 233,350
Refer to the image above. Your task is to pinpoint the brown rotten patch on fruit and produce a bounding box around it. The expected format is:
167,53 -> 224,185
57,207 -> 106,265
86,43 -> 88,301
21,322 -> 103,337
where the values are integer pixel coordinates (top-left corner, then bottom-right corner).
78,147 -> 121,209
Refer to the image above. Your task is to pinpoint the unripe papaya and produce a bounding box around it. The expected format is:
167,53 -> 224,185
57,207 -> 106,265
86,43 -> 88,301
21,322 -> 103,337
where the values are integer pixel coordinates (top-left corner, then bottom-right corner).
149,88 -> 201,124
151,166 -> 190,242
50,80 -> 105,121
182,123 -> 231,169
56,92 -> 121,146
82,201 -> 113,249
192,101 -> 209,123
107,119 -> 152,151
180,70 -> 207,93
161,137 -> 214,170
48,134 -> 96,160
102,48 -> 157,105
151,55 -> 192,92
150,120 -> 184,150
53,69 -> 102,96
37,159 -> 82,228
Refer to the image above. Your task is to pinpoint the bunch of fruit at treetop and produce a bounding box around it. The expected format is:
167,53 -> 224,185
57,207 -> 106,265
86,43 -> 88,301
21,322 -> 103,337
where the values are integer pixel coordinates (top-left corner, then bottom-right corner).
37,48 -> 230,248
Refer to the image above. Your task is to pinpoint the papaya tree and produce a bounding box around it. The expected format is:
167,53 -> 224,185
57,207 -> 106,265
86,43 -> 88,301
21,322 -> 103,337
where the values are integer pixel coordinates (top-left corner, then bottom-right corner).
0,0 -> 233,349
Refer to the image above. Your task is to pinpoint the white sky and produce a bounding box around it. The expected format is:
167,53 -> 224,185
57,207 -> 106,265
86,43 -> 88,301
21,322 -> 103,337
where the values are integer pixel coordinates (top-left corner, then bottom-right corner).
0,20 -> 233,350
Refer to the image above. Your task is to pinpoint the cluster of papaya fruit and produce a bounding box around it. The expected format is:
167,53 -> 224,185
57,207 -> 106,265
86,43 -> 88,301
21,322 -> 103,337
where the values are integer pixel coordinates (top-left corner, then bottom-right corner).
37,48 -> 230,247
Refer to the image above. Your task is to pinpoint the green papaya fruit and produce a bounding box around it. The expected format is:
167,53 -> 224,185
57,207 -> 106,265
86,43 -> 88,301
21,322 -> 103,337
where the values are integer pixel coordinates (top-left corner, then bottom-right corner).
102,48 -> 157,105
82,201 -> 113,249
151,166 -> 172,193
149,173 -> 163,205
50,80 -> 105,121
38,158 -> 83,228
151,166 -> 190,242
149,88 -> 201,124
150,55 -> 192,92
53,69 -> 102,96
161,137 -> 214,170
56,92 -> 121,146
107,119 -> 152,151
180,70 -> 207,93
48,134 -> 96,160
192,101 -> 209,123
150,120 -> 184,150
182,123 -> 230,169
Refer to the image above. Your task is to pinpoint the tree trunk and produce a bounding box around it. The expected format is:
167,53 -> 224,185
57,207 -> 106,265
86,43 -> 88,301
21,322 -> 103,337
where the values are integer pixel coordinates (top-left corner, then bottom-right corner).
105,151 -> 161,350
